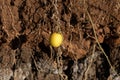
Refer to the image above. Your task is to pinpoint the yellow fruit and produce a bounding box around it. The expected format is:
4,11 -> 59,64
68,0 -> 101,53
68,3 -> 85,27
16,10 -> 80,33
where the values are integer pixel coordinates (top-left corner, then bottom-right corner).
50,32 -> 63,47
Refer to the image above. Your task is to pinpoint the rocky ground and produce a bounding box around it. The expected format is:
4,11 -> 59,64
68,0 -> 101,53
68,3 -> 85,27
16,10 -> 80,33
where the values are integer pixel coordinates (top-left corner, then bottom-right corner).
0,0 -> 120,80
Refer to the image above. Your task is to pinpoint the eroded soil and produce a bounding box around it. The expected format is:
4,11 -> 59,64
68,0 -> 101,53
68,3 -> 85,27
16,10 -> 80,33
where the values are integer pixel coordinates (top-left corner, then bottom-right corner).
0,0 -> 120,80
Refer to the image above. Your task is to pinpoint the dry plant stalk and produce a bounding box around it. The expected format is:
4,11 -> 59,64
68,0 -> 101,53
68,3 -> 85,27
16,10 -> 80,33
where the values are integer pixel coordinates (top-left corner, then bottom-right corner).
86,10 -> 118,77
52,0 -> 61,32
51,0 -> 65,79
84,44 -> 96,80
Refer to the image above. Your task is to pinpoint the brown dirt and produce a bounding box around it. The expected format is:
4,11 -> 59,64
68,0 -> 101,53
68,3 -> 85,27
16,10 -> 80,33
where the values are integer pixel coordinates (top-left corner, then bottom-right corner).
0,0 -> 120,80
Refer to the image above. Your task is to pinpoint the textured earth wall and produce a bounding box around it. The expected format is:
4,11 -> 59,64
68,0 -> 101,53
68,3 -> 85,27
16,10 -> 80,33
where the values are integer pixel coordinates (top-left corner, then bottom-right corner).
0,0 -> 120,80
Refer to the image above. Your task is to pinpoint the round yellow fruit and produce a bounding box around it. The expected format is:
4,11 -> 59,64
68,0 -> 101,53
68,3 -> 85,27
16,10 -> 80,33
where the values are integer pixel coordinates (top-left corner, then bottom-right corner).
50,32 -> 63,47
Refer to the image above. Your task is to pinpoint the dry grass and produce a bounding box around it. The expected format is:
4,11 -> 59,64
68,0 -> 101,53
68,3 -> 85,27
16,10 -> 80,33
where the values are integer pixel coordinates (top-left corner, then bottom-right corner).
86,9 -> 119,77
84,44 -> 96,80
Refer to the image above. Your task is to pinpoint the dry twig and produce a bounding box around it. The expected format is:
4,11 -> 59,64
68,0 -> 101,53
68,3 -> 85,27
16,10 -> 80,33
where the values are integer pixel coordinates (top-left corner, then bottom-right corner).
86,10 -> 118,77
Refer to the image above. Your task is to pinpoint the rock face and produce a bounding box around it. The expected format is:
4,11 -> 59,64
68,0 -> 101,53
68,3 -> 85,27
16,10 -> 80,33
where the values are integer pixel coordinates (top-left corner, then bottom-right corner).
0,0 -> 120,80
